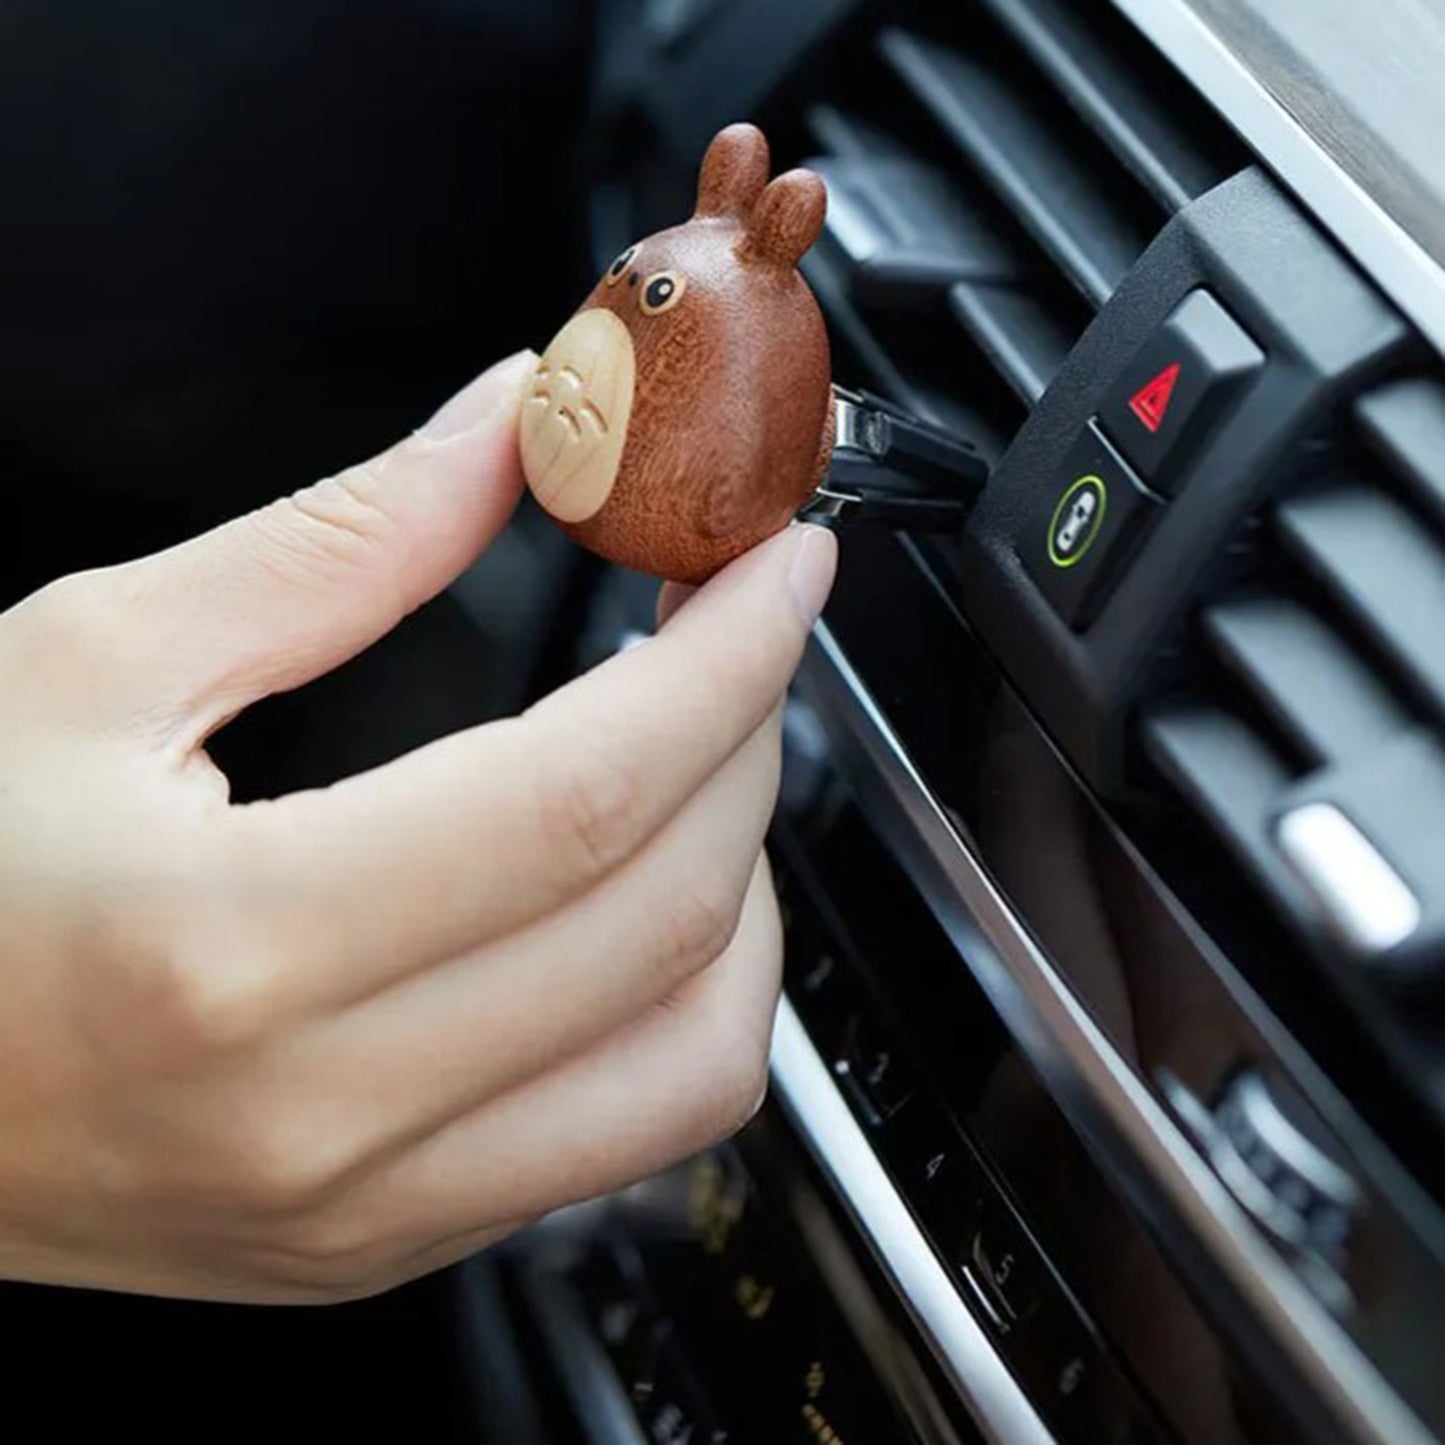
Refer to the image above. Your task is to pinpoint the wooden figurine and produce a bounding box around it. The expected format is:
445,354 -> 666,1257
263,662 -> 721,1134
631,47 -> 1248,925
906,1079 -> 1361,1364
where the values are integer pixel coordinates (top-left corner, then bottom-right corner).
520,122 -> 833,584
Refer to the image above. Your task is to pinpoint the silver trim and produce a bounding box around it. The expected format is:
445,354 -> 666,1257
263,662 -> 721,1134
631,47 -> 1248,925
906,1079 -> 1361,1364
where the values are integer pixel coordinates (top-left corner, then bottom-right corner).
1112,0 -> 1445,357
1277,801 -> 1421,955
1229,1072 -> 1360,1211
1164,1079 -> 1356,1320
769,997 -> 1057,1445
801,387 -> 882,524
833,386 -> 878,457
518,1251 -> 648,1445
794,624 -> 1435,1445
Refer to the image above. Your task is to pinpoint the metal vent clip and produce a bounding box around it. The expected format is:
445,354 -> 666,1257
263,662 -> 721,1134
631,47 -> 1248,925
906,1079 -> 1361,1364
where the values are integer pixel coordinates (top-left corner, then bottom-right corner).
800,385 -> 990,533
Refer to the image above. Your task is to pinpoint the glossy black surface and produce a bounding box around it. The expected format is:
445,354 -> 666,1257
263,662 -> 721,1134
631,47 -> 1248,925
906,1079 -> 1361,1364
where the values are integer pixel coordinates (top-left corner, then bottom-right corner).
795,526 -> 1445,1438
508,1125 -> 976,1445
772,730 -> 1271,1443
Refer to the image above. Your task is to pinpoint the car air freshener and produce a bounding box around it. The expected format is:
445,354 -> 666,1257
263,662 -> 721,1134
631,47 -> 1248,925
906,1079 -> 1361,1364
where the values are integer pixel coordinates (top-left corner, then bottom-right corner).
521,122 -> 831,584
521,123 -> 988,583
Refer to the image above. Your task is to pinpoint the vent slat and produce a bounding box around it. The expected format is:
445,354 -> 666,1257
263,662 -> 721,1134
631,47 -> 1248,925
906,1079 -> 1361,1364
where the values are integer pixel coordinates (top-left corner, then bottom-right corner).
1143,706 -> 1326,939
801,251 -> 919,410
1278,487 -> 1445,725
1357,377 -> 1445,533
977,0 -> 1233,210
1146,705 -> 1298,847
950,282 -> 1073,404
800,249 -> 1008,455
880,28 -> 1151,306
807,105 -> 903,163
812,154 -> 1022,298
1204,596 -> 1411,768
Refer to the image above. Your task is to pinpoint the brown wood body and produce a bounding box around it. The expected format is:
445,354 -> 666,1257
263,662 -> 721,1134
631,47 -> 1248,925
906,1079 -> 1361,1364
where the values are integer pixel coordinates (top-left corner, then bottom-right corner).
521,124 -> 834,584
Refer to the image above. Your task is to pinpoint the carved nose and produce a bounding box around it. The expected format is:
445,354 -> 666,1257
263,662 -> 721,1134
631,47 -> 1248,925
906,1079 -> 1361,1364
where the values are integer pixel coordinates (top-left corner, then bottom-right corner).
520,308 -> 636,524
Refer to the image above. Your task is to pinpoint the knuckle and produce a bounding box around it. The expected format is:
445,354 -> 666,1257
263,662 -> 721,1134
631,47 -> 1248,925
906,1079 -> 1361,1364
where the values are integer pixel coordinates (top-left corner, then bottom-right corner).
270,1211 -> 379,1286
662,883 -> 743,979
692,1020 -> 773,1144
63,839 -> 281,1067
221,1107 -> 350,1218
719,1035 -> 773,1135
540,744 -> 642,878
95,936 -> 273,1063
20,570 -> 127,658
694,931 -> 783,1142
251,464 -> 400,587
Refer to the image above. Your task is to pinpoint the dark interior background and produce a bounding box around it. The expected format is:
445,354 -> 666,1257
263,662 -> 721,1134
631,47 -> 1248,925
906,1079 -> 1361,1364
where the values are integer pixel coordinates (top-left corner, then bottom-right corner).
0,1 -> 598,1434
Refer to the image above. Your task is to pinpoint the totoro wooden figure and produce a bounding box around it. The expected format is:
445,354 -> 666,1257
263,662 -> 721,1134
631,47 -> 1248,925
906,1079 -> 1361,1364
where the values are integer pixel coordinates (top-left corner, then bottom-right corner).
520,122 -> 833,584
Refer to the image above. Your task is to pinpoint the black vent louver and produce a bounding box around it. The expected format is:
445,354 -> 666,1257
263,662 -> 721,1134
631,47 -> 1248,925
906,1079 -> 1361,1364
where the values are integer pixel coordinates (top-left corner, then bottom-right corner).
1145,375 -> 1445,991
802,0 -> 1244,454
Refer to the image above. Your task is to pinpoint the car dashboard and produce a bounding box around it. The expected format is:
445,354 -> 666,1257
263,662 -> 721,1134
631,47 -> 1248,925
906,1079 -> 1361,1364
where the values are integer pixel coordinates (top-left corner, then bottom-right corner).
475,3 -> 1445,1442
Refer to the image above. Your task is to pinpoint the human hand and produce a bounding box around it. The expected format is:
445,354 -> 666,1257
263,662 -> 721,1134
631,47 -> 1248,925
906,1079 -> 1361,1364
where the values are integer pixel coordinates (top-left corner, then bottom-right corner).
0,351 -> 836,1303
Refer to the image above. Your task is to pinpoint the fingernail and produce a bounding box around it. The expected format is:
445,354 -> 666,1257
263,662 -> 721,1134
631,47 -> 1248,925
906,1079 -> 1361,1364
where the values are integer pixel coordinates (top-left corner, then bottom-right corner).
417,349 -> 537,442
786,524 -> 837,626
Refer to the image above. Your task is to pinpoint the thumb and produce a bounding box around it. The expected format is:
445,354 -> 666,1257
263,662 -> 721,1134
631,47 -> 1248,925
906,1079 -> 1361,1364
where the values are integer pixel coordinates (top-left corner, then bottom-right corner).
112,349 -> 535,737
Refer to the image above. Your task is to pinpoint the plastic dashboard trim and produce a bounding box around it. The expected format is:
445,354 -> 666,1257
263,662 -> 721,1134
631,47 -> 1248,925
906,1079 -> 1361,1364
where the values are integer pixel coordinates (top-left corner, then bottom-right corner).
771,622 -> 1434,1445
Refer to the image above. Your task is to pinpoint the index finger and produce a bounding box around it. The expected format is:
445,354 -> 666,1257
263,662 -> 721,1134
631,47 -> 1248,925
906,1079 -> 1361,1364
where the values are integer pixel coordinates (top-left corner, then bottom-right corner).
220,524 -> 835,1012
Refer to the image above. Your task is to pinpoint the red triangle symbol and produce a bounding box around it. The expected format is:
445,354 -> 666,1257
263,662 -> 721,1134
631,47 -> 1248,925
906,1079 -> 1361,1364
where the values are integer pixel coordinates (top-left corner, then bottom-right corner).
1128,362 -> 1181,434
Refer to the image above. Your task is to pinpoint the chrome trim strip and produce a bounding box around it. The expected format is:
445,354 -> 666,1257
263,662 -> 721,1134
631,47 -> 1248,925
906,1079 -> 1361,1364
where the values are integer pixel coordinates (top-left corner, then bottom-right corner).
1112,0 -> 1445,358
794,624 -> 1435,1445
518,1252 -> 648,1445
769,997 -> 1056,1445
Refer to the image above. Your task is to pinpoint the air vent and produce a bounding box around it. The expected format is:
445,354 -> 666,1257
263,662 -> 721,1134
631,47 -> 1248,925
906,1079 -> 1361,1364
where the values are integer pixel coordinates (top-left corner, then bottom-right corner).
800,0 -> 1245,454
1145,375 -> 1445,990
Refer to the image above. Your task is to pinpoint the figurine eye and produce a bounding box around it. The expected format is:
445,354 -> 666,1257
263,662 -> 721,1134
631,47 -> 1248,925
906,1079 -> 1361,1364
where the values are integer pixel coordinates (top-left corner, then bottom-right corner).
639,271 -> 686,315
604,245 -> 637,287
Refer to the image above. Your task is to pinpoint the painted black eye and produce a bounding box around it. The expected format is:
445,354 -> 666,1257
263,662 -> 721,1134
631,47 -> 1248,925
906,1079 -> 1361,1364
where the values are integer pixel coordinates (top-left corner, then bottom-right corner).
639,270 -> 686,316
604,245 -> 637,287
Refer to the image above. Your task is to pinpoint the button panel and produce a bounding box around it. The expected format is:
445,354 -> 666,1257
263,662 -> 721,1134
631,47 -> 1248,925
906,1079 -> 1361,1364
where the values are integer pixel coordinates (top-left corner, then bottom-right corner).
887,1093 -> 984,1258
775,839 -> 1170,1443
1098,288 -> 1263,492
573,1141 -> 918,1444
1025,423 -> 1161,628
960,1194 -> 1049,1338
841,1010 -> 917,1122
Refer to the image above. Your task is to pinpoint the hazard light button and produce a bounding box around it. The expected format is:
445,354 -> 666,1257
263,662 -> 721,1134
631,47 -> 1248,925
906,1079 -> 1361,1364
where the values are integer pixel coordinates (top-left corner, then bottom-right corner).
1098,290 -> 1263,493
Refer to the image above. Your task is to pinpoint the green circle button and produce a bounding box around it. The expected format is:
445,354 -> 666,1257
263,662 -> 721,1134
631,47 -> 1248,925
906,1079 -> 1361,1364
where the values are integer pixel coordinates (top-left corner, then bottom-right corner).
1047,474 -> 1108,568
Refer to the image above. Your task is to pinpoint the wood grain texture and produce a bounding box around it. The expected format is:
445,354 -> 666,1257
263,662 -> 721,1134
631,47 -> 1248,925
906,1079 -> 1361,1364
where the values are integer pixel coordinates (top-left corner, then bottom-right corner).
520,308 -> 635,524
523,123 -> 833,584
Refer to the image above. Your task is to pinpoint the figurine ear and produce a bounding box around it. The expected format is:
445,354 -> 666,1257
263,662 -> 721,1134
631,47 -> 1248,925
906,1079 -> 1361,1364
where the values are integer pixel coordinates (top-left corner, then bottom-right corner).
694,122 -> 771,218
737,169 -> 826,268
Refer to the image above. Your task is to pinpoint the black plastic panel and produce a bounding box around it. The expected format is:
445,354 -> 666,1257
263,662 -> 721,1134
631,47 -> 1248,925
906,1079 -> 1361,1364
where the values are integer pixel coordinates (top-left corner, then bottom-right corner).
880,28 -> 1151,305
811,151 -> 1021,295
1146,704 -> 1300,851
811,529 -> 1445,1442
1277,487 -> 1445,726
977,0 -> 1239,210
773,783 -> 1177,1445
1203,597 -> 1410,767
959,166 -> 1410,788
1356,377 -> 1445,529
950,282 -> 1072,404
